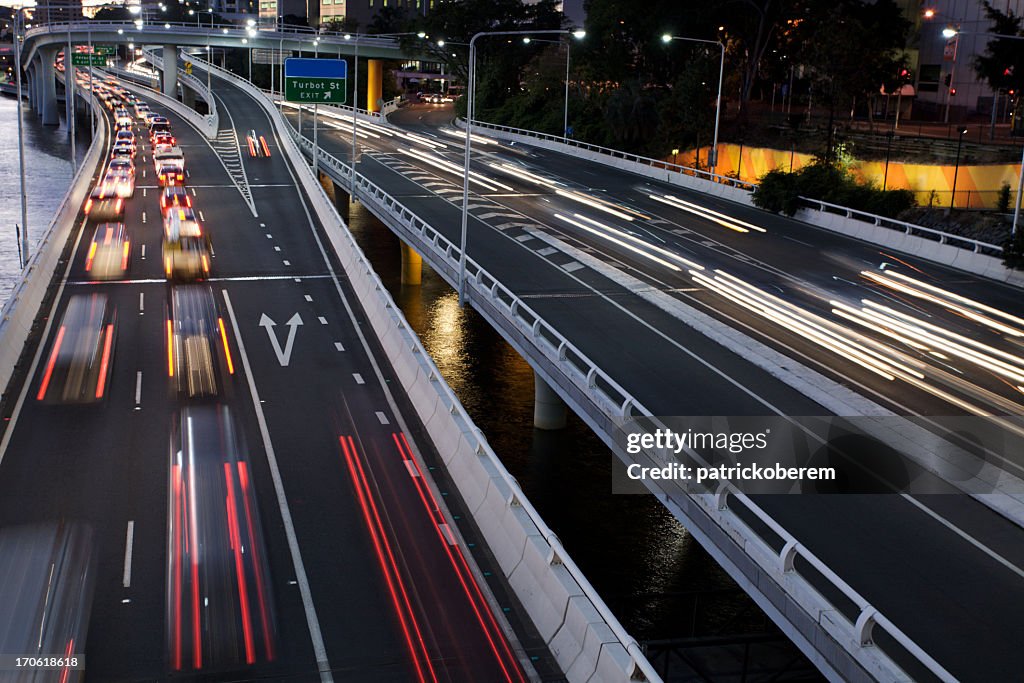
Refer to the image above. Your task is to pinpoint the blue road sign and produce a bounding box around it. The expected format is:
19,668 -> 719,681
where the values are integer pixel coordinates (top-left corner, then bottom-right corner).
284,58 -> 347,79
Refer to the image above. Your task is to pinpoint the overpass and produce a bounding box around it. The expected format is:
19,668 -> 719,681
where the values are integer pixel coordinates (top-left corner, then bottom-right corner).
156,49 -> 1024,682
0,25 -> 657,683
14,19 -> 1024,683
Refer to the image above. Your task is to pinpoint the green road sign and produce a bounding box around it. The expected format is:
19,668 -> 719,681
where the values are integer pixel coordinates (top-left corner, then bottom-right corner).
71,54 -> 108,67
284,59 -> 347,104
94,45 -> 116,55
284,76 -> 347,103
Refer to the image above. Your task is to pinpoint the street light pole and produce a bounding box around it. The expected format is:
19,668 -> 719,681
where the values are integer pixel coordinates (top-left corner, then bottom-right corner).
1012,143 -> 1023,237
563,38 -> 571,138
14,7 -> 29,264
662,34 -> 725,176
350,34 -> 358,196
66,26 -> 76,174
951,126 -> 967,209
459,29 -> 579,307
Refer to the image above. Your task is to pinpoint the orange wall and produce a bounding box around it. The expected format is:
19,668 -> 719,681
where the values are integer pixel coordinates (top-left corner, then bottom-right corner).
675,144 -> 1022,209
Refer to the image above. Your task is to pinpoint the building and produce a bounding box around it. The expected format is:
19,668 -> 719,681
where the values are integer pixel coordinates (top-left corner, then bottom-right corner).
913,0 -> 1024,121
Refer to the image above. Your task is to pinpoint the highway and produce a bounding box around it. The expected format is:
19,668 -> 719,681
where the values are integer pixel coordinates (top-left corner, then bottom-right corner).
0,72 -> 549,682
268,94 -> 1024,680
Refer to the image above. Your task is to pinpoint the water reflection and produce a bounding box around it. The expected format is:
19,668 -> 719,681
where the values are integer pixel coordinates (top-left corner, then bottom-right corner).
0,95 -> 81,306
345,198 -> 765,641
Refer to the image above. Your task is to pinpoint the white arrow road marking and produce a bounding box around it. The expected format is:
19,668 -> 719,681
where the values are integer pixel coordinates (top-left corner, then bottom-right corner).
259,313 -> 304,366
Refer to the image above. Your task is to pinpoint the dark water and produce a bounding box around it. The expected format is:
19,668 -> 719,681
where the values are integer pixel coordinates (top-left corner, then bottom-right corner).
344,200 -> 773,644
0,94 -> 86,306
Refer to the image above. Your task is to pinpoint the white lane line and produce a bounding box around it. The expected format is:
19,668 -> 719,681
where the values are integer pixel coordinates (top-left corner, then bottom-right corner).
134,371 -> 142,408
304,295 -> 313,302
199,210 -> 206,222
274,246 -> 281,252
190,187 -> 197,197
142,187 -> 146,198
138,292 -> 144,314
283,260 -> 291,266
334,342 -> 344,351
375,411 -> 389,425
404,460 -> 420,478
141,211 -> 146,224
142,168 -> 146,178
352,373 -> 364,385
318,316 -> 327,325
266,233 -> 273,239
260,223 -> 266,227
220,289 -> 333,681
122,521 -> 135,588
140,244 -> 146,260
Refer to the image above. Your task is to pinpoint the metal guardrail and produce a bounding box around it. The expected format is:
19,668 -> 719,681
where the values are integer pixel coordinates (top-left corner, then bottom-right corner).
106,42 -> 957,683
203,55 -> 665,683
798,196 -> 1003,255
462,118 -> 757,191
286,114 -> 957,683
24,21 -> 407,50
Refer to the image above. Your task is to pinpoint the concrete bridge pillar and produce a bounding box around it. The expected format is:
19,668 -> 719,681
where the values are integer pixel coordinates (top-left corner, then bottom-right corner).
400,242 -> 422,285
182,85 -> 196,109
534,372 -> 567,430
367,59 -> 382,113
27,62 -> 38,114
318,171 -> 336,202
162,45 -> 178,98
39,47 -> 60,125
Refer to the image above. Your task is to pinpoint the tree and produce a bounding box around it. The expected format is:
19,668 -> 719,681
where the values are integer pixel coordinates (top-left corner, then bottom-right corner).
973,2 -> 1024,113
785,0 -> 909,159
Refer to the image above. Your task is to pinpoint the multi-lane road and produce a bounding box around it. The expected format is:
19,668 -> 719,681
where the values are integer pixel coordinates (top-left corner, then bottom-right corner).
0,73 -> 555,682
273,93 -> 1024,679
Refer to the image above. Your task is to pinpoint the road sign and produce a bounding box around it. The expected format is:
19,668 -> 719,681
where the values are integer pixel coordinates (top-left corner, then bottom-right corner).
71,54 -> 107,67
184,61 -> 193,75
94,45 -> 116,55
284,58 -> 347,104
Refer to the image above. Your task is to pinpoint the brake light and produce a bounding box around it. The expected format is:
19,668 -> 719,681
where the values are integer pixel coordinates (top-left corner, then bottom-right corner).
218,318 -> 234,374
260,137 -> 271,157
84,198 -> 93,213
201,254 -> 209,273
121,241 -> 130,271
94,323 -> 114,399
85,241 -> 97,271
115,199 -> 123,213
166,319 -> 175,377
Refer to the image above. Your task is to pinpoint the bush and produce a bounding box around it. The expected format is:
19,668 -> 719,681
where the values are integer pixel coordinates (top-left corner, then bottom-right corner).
1003,230 -> 1024,270
752,161 -> 917,218
752,169 -> 801,216
998,182 -> 1012,213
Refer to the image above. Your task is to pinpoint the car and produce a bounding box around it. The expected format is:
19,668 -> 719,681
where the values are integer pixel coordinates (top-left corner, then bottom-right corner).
114,130 -> 136,153
246,130 -> 271,158
158,162 -> 185,187
111,141 -> 135,159
108,157 -> 135,176
151,131 -> 176,148
144,111 -> 161,126
135,104 -> 152,121
101,169 -> 135,198
165,405 -> 277,670
85,222 -> 131,280
167,285 -> 233,398
153,145 -> 185,174
163,208 -> 211,281
36,293 -> 117,403
0,521 -> 95,682
160,186 -> 192,214
148,115 -> 170,131
115,115 -> 133,130
427,93 -> 442,103
84,186 -> 124,222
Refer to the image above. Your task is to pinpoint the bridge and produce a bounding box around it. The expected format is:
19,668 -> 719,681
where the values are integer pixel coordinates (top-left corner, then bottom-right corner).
6,19 -> 1024,683
0,21 -> 657,683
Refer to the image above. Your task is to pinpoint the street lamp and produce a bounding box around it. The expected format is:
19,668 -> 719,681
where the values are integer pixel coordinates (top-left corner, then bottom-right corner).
12,5 -> 29,264
951,126 -> 968,209
459,29 -> 579,307
1012,144 -> 1023,237
661,33 -> 725,176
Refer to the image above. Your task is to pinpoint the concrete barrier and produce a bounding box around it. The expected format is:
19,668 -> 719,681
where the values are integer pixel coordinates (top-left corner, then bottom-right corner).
455,118 -> 755,206
209,63 -> 661,683
0,89 -> 107,402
